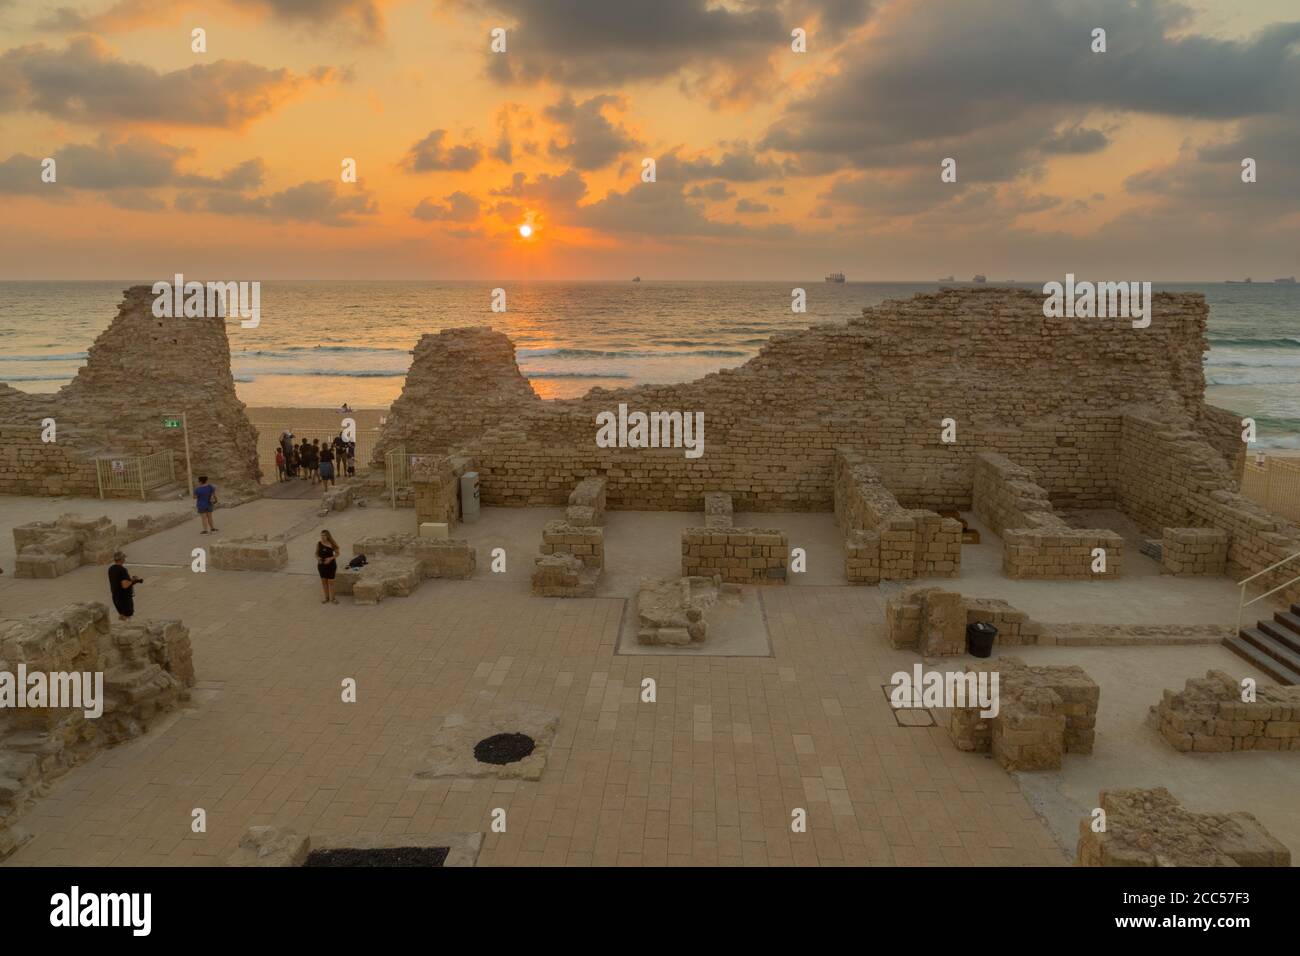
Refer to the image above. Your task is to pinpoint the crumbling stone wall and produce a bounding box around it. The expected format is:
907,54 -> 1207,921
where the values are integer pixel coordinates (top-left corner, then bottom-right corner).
974,451 -> 1124,579
681,527 -> 787,584
567,477 -> 606,526
1153,670 -> 1300,753
352,533 -> 476,580
1077,788 -> 1290,866
380,289 -> 1220,514
540,520 -> 604,570
0,603 -> 195,857
0,285 -> 261,497
1120,415 -> 1300,603
636,576 -> 727,646
13,511 -> 190,578
411,454 -> 476,526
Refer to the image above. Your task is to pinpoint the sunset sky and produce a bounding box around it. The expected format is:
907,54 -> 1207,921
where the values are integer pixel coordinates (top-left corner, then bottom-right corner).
0,0 -> 1297,279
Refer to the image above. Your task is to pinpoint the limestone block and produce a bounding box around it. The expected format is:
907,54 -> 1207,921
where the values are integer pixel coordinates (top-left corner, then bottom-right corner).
226,826 -> 311,867
210,535 -> 288,572
419,522 -> 450,539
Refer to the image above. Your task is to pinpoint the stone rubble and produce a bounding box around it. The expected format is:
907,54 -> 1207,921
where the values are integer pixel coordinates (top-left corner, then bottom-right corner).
1153,670 -> 1300,752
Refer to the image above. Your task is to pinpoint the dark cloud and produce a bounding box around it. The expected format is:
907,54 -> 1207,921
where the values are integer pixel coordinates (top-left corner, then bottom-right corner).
659,144 -> 783,183
401,129 -> 484,172
39,0 -> 387,42
412,191 -> 481,222
491,169 -> 588,206
544,94 -> 642,170
0,36 -> 332,127
574,181 -> 795,240
735,197 -> 771,213
1039,124 -> 1111,155
762,0 -> 1300,180
686,181 -> 735,201
468,0 -> 785,86
178,180 -> 378,226
0,135 -> 263,195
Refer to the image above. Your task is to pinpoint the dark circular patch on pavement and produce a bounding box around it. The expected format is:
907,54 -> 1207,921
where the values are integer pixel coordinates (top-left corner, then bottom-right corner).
305,846 -> 448,867
474,732 -> 536,765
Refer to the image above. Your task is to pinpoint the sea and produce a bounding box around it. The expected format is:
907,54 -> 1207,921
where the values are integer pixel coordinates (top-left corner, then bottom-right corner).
0,280 -> 1297,448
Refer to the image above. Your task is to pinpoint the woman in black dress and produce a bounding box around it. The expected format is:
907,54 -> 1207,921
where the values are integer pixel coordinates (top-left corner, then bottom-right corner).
317,530 -> 340,604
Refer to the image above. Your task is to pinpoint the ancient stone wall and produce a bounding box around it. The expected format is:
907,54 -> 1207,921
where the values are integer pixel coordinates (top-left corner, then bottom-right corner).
381,289 -> 1216,513
1161,527 -> 1229,576
540,521 -> 604,570
0,285 -> 261,497
681,527 -> 788,584
1154,670 -> 1300,753
1119,414 -> 1300,602
411,454 -> 475,527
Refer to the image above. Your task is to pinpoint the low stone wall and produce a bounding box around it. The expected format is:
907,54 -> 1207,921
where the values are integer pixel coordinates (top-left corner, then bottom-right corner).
1077,788 -> 1290,866
13,511 -> 189,578
833,449 -> 960,581
949,657 -> 1099,771
352,533 -> 476,580
681,527 -> 788,584
886,587 -> 968,655
540,521 -> 604,570
973,451 -> 1123,579
211,534 -> 289,572
1161,527 -> 1229,576
566,477 -> 606,526
0,603 -> 195,858
531,553 -> 598,597
1153,670 -> 1300,753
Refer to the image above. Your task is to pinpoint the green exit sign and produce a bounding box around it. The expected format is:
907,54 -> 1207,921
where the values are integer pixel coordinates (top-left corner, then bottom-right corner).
163,417 -> 182,429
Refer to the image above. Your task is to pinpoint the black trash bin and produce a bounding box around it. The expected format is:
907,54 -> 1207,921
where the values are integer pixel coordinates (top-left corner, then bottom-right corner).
966,621 -> 997,658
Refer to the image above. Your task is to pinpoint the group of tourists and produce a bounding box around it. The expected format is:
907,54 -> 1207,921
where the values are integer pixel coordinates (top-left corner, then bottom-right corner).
274,432 -> 355,488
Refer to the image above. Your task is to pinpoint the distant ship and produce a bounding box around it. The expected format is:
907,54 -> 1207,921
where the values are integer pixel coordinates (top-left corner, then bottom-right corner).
973,274 -> 987,283
632,276 -> 641,282
1275,276 -> 1296,284
825,272 -> 845,283
938,275 -> 954,282
1226,277 -> 1253,283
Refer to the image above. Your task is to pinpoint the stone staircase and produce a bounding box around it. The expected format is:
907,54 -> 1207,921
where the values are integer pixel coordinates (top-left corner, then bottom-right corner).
1225,603 -> 1300,685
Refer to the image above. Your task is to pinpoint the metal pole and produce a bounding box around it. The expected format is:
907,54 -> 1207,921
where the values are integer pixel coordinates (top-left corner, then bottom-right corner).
182,411 -> 194,497
96,460 -> 104,500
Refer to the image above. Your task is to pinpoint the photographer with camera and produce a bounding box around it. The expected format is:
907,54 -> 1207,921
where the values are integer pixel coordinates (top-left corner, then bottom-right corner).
108,550 -> 143,621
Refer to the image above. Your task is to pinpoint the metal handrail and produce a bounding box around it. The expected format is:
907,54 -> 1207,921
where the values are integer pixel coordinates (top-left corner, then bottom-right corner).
1235,549 -> 1300,637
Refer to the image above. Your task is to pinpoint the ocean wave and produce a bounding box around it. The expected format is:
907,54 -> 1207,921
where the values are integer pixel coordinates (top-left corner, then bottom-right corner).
234,346 -> 410,357
523,370 -> 631,379
0,374 -> 72,382
231,368 -> 407,379
0,352 -> 88,361
1208,336 -> 1300,348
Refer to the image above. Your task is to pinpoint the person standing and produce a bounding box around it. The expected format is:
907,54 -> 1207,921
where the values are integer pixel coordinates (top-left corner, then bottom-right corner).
108,551 -> 142,620
194,475 -> 218,533
317,530 -> 340,604
319,441 -> 336,490
274,447 -> 286,482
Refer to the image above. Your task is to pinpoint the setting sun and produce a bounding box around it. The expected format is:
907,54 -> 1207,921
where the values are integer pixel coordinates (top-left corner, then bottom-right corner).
518,224 -> 533,238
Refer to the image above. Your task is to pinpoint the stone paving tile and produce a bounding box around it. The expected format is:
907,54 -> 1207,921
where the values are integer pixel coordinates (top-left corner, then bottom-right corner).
0,560 -> 1068,867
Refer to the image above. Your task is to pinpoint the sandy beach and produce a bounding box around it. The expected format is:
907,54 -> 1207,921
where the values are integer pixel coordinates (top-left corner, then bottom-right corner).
247,406 -> 387,479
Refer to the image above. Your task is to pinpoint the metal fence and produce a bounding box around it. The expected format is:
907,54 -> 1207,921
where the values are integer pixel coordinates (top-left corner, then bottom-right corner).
383,446 -> 439,507
1241,456 -> 1300,525
95,451 -> 176,500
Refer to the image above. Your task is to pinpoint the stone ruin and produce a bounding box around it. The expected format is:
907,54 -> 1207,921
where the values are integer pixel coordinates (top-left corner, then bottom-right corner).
373,289 -> 1300,606
210,534 -> 289,572
973,452 -> 1124,580
886,587 -> 1042,656
531,477 -> 606,597
1152,670 -> 1300,753
0,285 -> 261,498
12,511 -> 190,578
342,532 -> 476,604
635,575 -> 737,646
1077,788 -> 1290,867
680,493 -> 789,584
0,603 -> 196,858
948,657 -> 1099,771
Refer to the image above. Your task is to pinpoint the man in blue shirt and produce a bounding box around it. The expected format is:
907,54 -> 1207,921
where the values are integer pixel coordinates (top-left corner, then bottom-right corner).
194,475 -> 218,534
